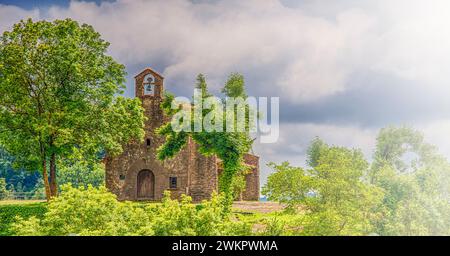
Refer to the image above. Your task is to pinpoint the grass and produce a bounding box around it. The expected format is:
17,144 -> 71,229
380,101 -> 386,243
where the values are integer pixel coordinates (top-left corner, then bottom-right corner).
0,200 -> 45,205
0,202 -> 47,236
232,201 -> 285,214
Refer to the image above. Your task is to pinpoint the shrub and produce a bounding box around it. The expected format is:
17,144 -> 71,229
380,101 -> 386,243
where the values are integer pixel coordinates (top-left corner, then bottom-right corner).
140,191 -> 237,236
218,219 -> 252,236
0,203 -> 47,236
12,185 -> 247,236
12,184 -> 151,236
260,217 -> 286,236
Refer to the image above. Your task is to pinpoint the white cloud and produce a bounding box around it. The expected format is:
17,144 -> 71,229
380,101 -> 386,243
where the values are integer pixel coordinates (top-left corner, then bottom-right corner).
0,0 -> 380,102
373,0 -> 450,91
2,0 -> 450,101
0,4 -> 39,32
3,0 -> 450,186
419,120 -> 450,159
253,122 -> 377,186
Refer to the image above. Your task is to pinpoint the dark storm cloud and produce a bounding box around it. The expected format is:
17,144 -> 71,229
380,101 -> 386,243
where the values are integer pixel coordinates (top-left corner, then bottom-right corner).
278,71 -> 450,127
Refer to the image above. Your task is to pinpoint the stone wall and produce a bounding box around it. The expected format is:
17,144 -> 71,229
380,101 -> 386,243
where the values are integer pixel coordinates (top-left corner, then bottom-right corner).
188,143 -> 218,202
242,153 -> 260,201
104,109 -> 192,201
105,67 -> 260,202
105,68 -> 191,201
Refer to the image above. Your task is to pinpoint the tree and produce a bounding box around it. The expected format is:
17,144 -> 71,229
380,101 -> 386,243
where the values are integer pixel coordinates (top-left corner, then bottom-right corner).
370,127 -> 450,235
304,145 -> 383,235
263,139 -> 384,235
157,73 -> 253,212
0,147 -> 41,196
57,160 -> 105,189
0,178 -> 8,200
0,19 -> 145,200
196,74 -> 210,98
221,73 -> 247,98
306,137 -> 328,168
262,162 -> 310,212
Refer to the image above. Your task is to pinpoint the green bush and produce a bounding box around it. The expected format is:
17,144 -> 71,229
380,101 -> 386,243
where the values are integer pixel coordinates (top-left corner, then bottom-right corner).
151,191 -> 252,236
12,185 -> 152,236
12,185 -> 251,236
0,203 -> 47,236
260,217 -> 286,236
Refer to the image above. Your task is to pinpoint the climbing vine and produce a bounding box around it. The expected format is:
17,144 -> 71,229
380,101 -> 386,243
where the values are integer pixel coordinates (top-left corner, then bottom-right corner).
156,74 -> 254,213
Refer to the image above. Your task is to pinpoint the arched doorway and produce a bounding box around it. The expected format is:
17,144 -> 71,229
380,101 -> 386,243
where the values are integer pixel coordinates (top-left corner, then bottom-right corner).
137,170 -> 155,199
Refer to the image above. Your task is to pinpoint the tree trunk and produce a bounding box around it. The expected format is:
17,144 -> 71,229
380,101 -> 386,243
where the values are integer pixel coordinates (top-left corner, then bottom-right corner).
42,158 -> 51,202
49,153 -> 57,197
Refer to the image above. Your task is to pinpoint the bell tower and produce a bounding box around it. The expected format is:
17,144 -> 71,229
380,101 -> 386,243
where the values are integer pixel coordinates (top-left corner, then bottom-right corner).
105,66 -> 260,202
134,67 -> 165,129
134,67 -> 164,98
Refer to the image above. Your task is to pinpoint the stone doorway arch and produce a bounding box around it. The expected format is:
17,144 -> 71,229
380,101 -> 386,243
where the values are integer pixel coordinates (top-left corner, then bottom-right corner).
137,169 -> 155,200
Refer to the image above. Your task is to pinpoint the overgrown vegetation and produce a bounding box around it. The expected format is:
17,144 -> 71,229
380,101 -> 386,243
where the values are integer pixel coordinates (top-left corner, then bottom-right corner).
262,127 -> 450,235
57,161 -> 105,189
0,148 -> 42,198
5,126 -> 450,237
0,202 -> 46,236
0,151 -> 106,200
10,185 -> 253,236
1,18 -> 449,237
5,186 -> 300,236
0,19 -> 145,200
157,73 -> 254,213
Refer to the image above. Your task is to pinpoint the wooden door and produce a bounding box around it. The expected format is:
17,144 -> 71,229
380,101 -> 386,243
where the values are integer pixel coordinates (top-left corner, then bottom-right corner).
137,170 -> 154,199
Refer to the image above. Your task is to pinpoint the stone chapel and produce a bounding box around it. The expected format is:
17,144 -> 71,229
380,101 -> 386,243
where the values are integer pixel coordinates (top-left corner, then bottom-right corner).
105,67 -> 259,202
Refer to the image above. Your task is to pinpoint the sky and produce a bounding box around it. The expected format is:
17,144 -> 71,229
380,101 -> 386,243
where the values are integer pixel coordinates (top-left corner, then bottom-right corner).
1,0 -> 450,186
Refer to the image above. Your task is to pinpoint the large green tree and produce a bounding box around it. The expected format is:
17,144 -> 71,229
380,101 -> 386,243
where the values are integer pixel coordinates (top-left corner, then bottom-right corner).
0,19 -> 145,200
263,139 -> 384,235
261,161 -> 311,211
263,127 -> 450,235
370,127 -> 450,235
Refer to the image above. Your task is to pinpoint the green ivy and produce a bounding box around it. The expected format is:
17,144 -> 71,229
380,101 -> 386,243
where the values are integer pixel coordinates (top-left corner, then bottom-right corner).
156,74 -> 254,214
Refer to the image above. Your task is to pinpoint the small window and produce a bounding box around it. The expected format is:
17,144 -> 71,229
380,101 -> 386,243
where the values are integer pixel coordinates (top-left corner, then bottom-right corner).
169,177 -> 177,189
119,174 -> 126,181
146,138 -> 151,147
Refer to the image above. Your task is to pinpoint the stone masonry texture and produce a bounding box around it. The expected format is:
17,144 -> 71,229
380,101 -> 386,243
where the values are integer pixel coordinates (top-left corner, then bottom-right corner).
105,67 -> 260,202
